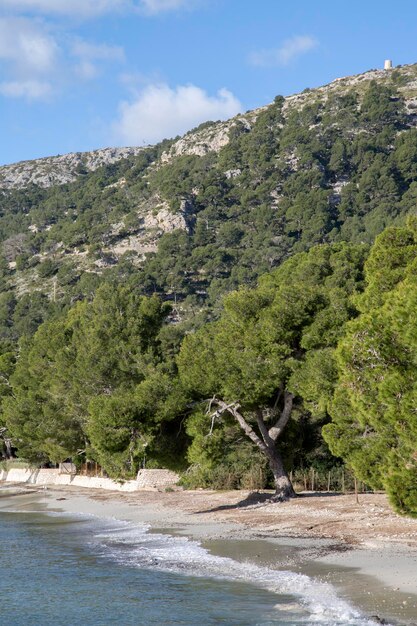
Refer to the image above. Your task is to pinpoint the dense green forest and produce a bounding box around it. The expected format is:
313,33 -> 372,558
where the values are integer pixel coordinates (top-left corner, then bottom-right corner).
1,66 -> 417,516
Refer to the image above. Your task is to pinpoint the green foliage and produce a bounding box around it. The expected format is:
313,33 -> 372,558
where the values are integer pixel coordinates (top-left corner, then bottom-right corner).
179,243 -> 366,407
37,258 -> 59,278
324,222 -> 417,516
3,284 -> 185,474
87,371 -> 183,478
178,243 -> 367,484
360,81 -> 405,128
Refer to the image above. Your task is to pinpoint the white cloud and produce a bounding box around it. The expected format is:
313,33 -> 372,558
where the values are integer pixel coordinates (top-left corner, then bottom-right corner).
73,60 -> 99,80
0,16 -> 125,98
0,0 -> 128,18
1,0 -> 197,17
0,79 -> 53,99
249,35 -> 318,68
0,17 -> 59,75
0,17 -> 58,99
114,83 -> 242,145
139,0 -> 196,14
71,39 -> 125,79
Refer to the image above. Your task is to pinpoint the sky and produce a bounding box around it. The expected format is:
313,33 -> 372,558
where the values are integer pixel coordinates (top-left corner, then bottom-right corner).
1,0 -> 417,165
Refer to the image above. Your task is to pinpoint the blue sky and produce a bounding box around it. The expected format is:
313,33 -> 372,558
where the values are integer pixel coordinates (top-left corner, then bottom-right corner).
1,0 -> 416,165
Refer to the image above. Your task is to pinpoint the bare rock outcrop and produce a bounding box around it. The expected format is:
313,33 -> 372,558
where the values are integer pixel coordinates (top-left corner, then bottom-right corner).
143,204 -> 189,233
0,146 -> 144,190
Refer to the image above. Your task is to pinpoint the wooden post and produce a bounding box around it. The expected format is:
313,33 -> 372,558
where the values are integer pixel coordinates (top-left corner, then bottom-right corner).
341,470 -> 345,493
327,471 -> 331,492
311,468 -> 315,492
354,476 -> 359,504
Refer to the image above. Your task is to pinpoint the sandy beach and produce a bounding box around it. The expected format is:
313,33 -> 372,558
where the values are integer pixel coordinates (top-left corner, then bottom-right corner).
1,485 -> 417,625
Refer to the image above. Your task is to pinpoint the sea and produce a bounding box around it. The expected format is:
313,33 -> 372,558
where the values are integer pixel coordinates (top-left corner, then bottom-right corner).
0,490 -> 379,626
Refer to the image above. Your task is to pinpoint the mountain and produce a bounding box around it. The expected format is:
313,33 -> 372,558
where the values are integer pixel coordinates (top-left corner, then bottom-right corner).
1,62 -> 417,346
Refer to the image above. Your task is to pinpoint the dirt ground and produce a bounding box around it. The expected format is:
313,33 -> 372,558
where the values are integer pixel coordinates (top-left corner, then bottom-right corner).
83,488 -> 417,548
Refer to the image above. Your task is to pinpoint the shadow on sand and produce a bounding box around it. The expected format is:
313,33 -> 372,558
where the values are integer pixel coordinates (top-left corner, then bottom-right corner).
194,490 -> 344,514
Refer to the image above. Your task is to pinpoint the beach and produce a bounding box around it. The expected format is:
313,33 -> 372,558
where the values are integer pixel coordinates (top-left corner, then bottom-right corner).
1,484 -> 416,625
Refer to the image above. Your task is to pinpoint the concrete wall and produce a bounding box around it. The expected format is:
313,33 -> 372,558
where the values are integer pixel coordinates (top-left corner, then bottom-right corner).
0,467 -> 179,492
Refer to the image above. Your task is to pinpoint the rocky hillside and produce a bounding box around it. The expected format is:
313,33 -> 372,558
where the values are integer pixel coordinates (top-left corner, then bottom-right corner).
0,147 -> 145,190
3,63 -> 417,189
1,62 -> 417,346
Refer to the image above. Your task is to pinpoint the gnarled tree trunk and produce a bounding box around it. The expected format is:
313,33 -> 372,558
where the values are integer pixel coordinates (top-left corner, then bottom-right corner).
0,427 -> 13,460
265,446 -> 296,501
208,392 -> 296,501
4,438 -> 12,459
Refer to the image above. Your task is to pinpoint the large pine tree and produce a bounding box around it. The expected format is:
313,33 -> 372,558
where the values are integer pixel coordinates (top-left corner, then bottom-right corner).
324,220 -> 417,516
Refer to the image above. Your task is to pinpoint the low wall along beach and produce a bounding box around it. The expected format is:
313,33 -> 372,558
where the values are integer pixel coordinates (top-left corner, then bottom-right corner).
0,467 -> 179,492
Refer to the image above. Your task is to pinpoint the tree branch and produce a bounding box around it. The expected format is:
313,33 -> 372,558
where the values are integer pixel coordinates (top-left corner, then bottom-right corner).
272,385 -> 283,413
207,399 -> 269,454
268,391 -> 294,441
255,409 -> 275,448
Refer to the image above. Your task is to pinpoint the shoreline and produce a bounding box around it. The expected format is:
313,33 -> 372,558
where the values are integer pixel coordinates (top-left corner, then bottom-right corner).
1,484 -> 417,624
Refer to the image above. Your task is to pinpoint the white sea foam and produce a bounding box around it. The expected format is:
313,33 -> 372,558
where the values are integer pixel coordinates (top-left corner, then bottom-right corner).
91,519 -> 380,626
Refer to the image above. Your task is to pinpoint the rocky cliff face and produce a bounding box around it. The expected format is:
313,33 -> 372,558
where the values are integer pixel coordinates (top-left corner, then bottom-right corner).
0,147 -> 145,190
160,111 -> 258,163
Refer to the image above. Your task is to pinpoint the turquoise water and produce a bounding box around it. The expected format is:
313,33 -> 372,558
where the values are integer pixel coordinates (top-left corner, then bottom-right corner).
0,493 -> 375,626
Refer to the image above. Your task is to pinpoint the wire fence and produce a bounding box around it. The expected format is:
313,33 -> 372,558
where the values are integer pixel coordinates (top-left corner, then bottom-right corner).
290,467 -> 373,494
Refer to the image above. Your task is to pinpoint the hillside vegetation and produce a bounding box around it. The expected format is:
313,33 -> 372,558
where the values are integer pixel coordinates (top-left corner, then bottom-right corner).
1,64 -> 417,515
1,65 -> 417,341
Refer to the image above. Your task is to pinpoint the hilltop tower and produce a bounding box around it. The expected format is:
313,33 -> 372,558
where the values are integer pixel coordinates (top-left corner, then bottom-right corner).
384,59 -> 393,70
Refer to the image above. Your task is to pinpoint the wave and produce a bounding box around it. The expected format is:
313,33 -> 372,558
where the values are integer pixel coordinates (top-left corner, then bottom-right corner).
90,518 -> 379,626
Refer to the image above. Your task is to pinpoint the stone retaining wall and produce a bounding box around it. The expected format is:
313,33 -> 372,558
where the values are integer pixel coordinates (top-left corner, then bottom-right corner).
136,469 -> 179,489
0,467 -> 179,492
